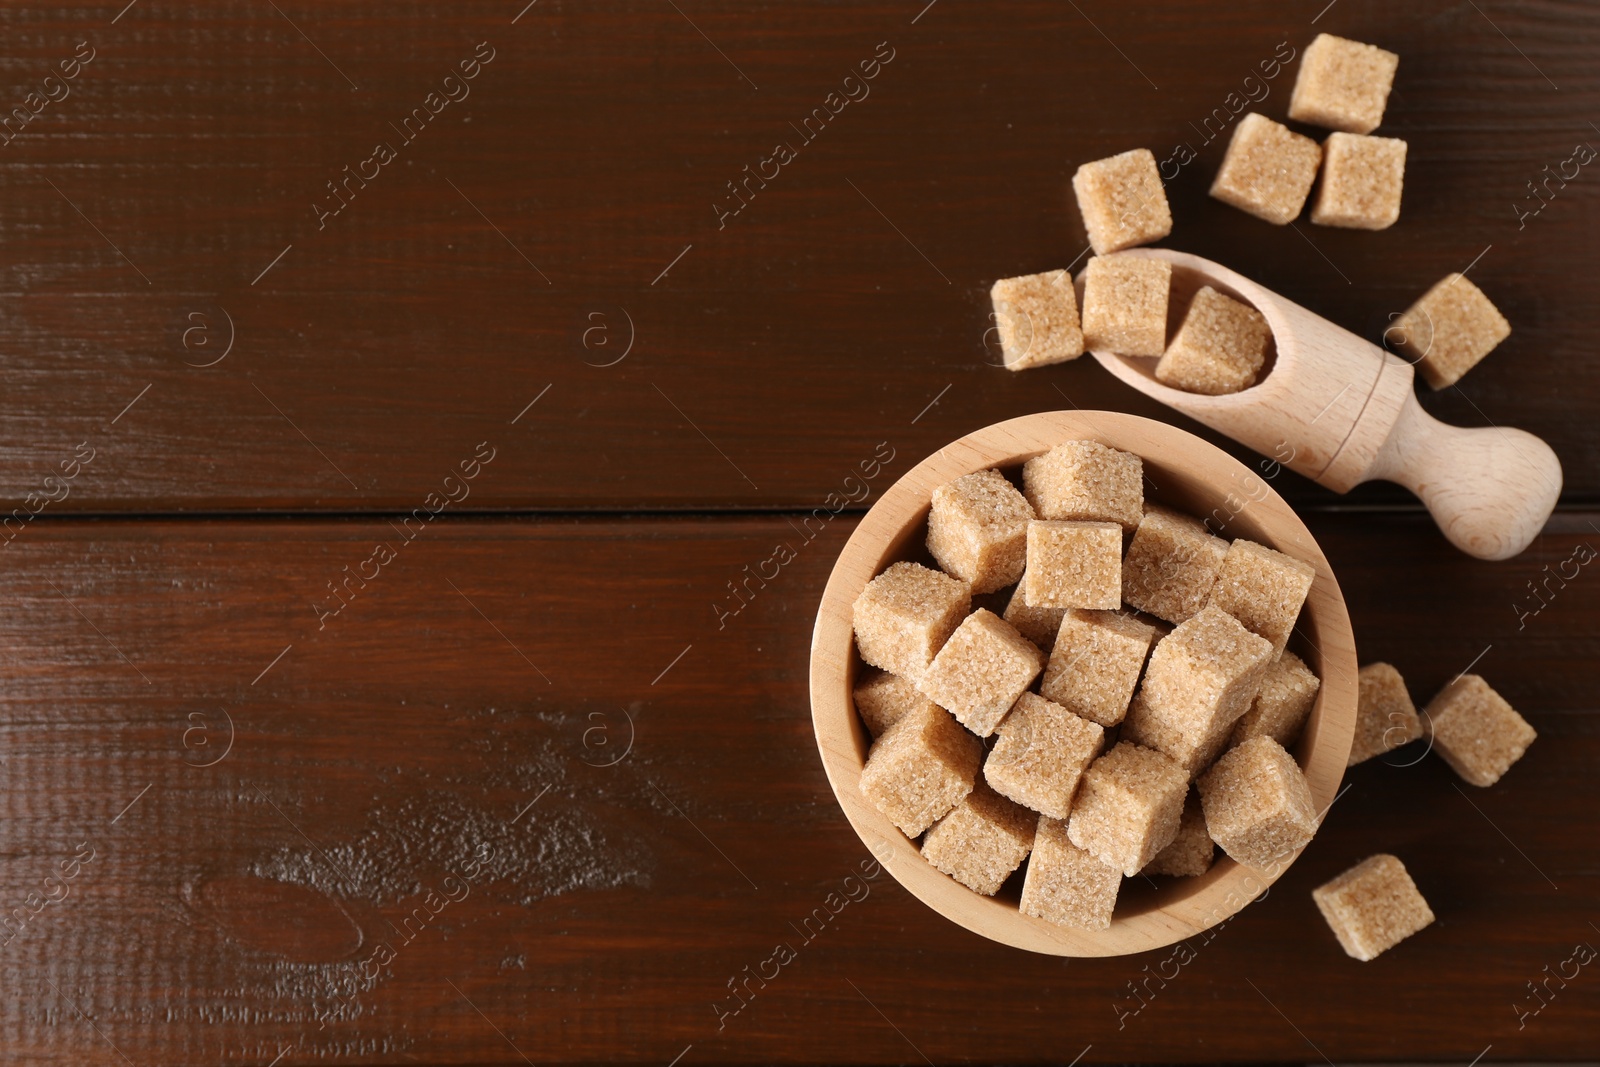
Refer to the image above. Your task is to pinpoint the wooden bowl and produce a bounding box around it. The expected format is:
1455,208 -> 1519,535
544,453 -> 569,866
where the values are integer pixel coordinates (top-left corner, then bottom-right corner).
808,410 -> 1358,957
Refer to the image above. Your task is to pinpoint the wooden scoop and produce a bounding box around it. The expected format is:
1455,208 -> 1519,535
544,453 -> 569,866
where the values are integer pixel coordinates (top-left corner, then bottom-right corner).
1085,249 -> 1562,561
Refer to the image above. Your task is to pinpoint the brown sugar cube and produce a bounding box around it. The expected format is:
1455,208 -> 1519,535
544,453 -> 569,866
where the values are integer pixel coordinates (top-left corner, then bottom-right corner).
1313,854 -> 1434,961
1198,736 -> 1319,869
1207,539 -> 1315,660
1022,439 -> 1144,530
1231,650 -> 1322,750
852,668 -> 937,739
921,781 -> 1037,895
1154,286 -> 1271,396
1389,273 -> 1512,390
1040,609 -> 1157,728
1423,674 -> 1536,787
1080,254 -> 1172,357
926,469 -> 1035,594
1288,33 -> 1399,134
1121,506 -> 1230,625
1348,662 -> 1421,766
859,703 -> 982,837
1071,148 -> 1172,255
1024,521 -> 1122,610
1142,792 -> 1214,878
1124,605 -> 1275,772
1020,815 -> 1122,930
1066,741 -> 1188,876
920,609 -> 1044,737
990,271 -> 1084,371
1310,132 -> 1407,230
1209,113 -> 1323,225
1001,580 -> 1067,651
852,561 -> 971,683
984,692 -> 1105,819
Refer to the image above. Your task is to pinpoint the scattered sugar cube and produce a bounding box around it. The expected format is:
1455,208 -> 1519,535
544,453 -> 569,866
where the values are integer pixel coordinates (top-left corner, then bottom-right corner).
984,692 -> 1105,819
1209,112 -> 1323,225
1025,521 -> 1123,610
1207,540 -> 1315,660
852,668 -> 937,739
852,561 -> 971,683
921,780 -> 1037,895
1313,854 -> 1434,961
1071,148 -> 1173,255
859,703 -> 982,837
1142,792 -> 1214,877
1348,662 -> 1421,766
1424,674 -> 1536,787
1040,609 -> 1157,727
1124,605 -> 1275,772
1310,132 -> 1407,230
920,609 -> 1044,736
1020,815 -> 1122,930
1022,439 -> 1144,530
1288,33 -> 1399,134
1067,741 -> 1188,876
1198,736 -> 1319,869
926,469 -> 1035,594
1231,650 -> 1322,750
1390,273 -> 1512,390
1080,254 -> 1172,357
990,271 -> 1084,371
1154,286 -> 1271,396
1001,580 -> 1066,651
1121,506 -> 1230,624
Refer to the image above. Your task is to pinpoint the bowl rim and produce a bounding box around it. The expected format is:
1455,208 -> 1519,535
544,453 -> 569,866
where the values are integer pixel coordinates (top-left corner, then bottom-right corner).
807,410 -> 1357,957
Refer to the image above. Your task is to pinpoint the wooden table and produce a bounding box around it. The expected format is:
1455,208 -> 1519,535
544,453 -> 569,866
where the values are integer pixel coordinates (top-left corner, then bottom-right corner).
2,1 -> 1596,1062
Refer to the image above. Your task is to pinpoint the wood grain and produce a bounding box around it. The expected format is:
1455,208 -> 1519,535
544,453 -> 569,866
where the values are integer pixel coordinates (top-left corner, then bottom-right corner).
1,514 -> 1596,1064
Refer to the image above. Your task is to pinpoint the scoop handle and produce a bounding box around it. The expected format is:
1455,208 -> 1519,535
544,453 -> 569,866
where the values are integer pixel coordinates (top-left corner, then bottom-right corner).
1366,393 -> 1562,561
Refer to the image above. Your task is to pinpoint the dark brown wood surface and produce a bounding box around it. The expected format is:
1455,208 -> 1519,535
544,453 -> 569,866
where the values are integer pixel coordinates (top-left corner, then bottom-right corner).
2,0 -> 1598,1063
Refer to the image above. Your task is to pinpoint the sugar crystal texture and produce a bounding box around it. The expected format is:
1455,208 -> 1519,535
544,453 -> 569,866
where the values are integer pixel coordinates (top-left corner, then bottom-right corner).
1142,792 -> 1214,877
852,668 -> 938,739
1155,286 -> 1271,396
1024,521 -> 1123,610
1207,539 -> 1315,660
858,703 -> 982,837
1123,605 -> 1275,773
1231,650 -> 1321,750
1423,674 -> 1536,787
1121,506 -> 1230,625
920,609 -> 1044,737
1080,255 -> 1172,357
1040,609 -> 1157,727
1209,113 -> 1323,225
1019,815 -> 1122,930
1390,273 -> 1512,390
1071,148 -> 1173,255
1198,736 -> 1318,869
1022,440 -> 1144,530
1348,662 -> 1420,766
852,561 -> 971,683
1002,581 -> 1066,651
1313,853 -> 1434,961
990,272 -> 1083,371
1288,33 -> 1399,134
921,780 -> 1037,895
1066,741 -> 1188,876
1310,132 -> 1406,230
926,469 -> 1036,594
984,692 -> 1105,819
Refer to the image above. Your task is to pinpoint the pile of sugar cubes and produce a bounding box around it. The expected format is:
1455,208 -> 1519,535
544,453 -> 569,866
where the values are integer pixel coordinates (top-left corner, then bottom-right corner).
850,439 -> 1538,956
991,32 -> 1514,395
852,439 -> 1329,930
